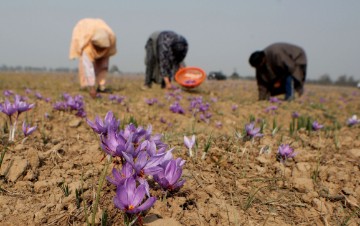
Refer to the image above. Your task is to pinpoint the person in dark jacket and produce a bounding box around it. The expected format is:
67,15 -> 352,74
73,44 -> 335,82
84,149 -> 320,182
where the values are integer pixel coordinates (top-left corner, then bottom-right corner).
142,31 -> 188,90
249,43 -> 307,101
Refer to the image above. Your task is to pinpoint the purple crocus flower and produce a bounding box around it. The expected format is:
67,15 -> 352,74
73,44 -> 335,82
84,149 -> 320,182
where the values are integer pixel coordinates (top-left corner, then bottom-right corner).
312,121 -> 323,131
35,92 -> 43,100
145,98 -> 158,106
277,144 -> 296,162
3,90 -> 14,97
62,93 -> 71,100
113,177 -> 156,214
87,111 -> 120,135
169,102 -> 185,114
231,104 -> 238,111
269,97 -> 281,103
53,101 -> 68,111
14,95 -> 35,115
184,79 -> 196,85
1,99 -> 17,117
122,151 -> 164,178
291,111 -> 300,118
184,135 -> 195,150
107,162 -> 134,186
75,109 -> 87,118
215,121 -> 223,128
245,122 -> 263,138
25,88 -> 32,94
184,135 -> 195,157
100,127 -> 126,157
22,121 -> 37,137
109,94 -> 125,103
153,159 -> 186,191
347,115 -> 360,126
265,105 -> 278,113
159,117 -> 167,124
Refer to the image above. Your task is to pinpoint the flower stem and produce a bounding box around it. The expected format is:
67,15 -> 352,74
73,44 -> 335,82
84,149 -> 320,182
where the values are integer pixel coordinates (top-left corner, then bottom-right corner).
91,155 -> 112,226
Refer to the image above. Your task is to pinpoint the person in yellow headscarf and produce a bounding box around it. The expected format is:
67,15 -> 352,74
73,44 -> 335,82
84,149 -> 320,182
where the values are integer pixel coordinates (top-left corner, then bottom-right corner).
69,18 -> 117,97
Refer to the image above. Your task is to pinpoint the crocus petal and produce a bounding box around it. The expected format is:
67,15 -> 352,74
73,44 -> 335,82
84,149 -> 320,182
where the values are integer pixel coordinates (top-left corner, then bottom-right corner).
184,136 -> 193,149
113,195 -> 126,210
132,184 -> 146,207
130,197 -> 156,214
173,179 -> 186,189
143,166 -> 163,176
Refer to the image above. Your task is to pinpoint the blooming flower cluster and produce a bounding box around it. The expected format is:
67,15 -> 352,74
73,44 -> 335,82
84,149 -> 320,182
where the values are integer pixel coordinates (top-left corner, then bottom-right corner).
0,94 -> 36,141
169,101 -> 185,114
188,96 -> 212,123
109,94 -> 126,104
145,98 -> 158,106
53,93 -> 86,117
87,111 -> 186,217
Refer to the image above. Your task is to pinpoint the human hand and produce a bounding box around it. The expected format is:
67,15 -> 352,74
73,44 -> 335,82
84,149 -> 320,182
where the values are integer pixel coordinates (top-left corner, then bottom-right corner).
274,81 -> 281,88
164,77 -> 172,90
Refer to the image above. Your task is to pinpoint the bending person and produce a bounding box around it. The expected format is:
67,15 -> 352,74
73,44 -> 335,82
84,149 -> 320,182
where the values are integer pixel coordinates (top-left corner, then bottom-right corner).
249,43 -> 307,101
69,18 -> 117,97
143,31 -> 188,90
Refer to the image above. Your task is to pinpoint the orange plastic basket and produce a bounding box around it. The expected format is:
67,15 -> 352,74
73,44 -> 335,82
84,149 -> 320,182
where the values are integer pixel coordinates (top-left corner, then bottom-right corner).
175,67 -> 206,88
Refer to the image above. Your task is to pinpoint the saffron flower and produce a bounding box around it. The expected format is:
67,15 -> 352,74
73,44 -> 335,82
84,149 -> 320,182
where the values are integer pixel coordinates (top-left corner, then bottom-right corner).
1,99 -> 17,117
291,111 -> 300,118
159,117 -> 167,124
312,121 -> 323,131
87,111 -> 120,135
184,135 -> 195,157
277,144 -> 296,163
215,121 -> 223,128
25,88 -> 32,94
109,94 -> 125,103
231,104 -> 238,111
113,177 -> 156,214
347,115 -> 360,127
265,105 -> 278,113
269,97 -> 281,103
122,152 -> 164,178
22,121 -> 37,137
145,98 -> 158,106
100,127 -> 126,157
169,102 -> 185,114
14,95 -> 35,115
153,159 -> 186,191
245,122 -> 263,138
35,92 -> 43,100
107,162 -> 134,186
3,90 -> 14,97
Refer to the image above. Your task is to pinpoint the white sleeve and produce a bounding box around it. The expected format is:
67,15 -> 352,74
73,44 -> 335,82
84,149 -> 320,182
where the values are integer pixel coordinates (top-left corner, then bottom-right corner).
82,52 -> 96,86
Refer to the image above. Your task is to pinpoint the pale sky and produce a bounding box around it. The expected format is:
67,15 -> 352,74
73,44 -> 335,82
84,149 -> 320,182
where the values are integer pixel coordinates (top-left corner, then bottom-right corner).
1,0 -> 359,80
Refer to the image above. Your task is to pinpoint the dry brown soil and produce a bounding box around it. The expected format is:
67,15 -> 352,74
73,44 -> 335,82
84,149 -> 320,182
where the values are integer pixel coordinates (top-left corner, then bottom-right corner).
0,73 -> 359,226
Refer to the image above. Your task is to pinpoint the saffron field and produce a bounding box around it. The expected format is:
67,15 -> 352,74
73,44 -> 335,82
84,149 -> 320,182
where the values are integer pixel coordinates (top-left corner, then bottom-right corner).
0,73 -> 359,225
